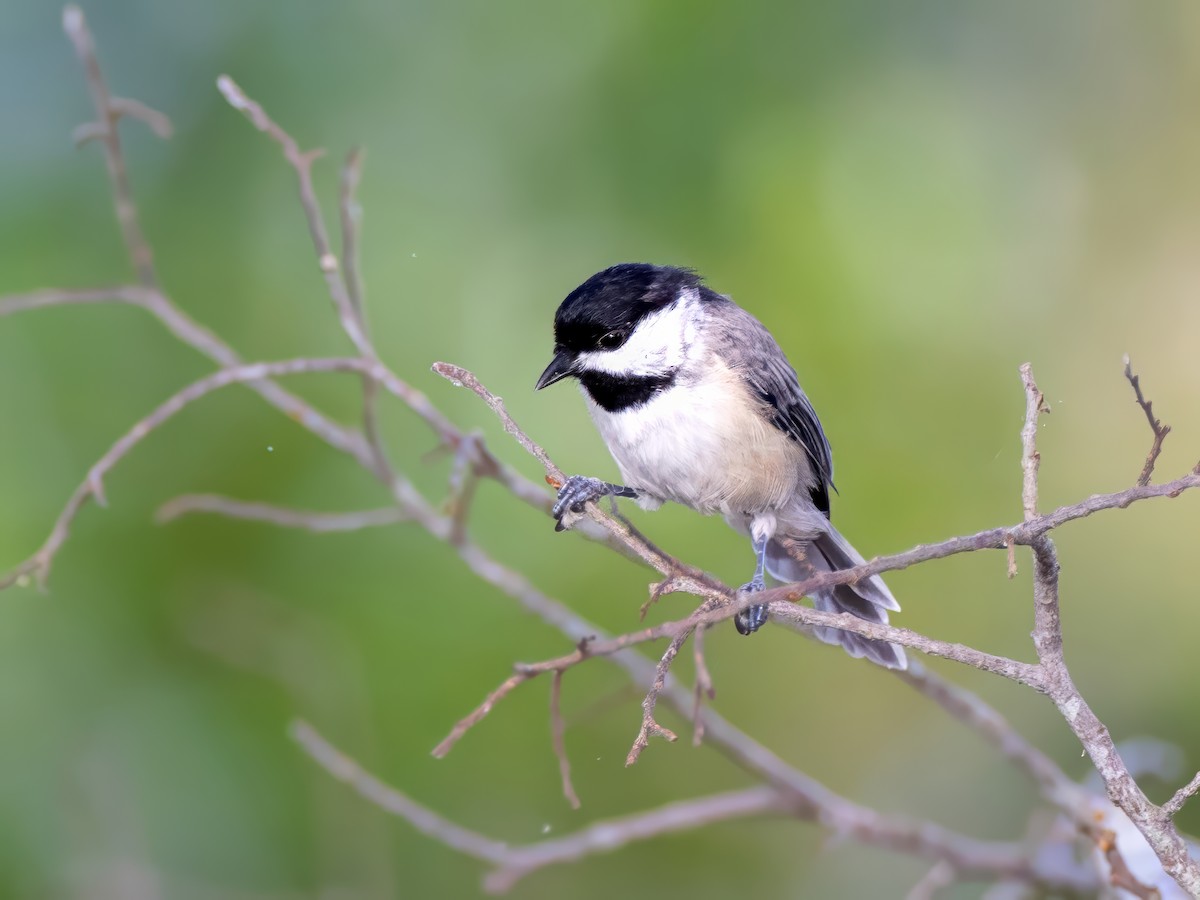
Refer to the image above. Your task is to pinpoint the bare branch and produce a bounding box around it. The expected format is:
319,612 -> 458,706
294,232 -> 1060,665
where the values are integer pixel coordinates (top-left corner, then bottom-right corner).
906,860 -> 957,900
1163,770 -> 1200,819
16,15 -> 380,497
333,147 -> 398,487
12,325 -> 1099,899
0,284 -> 155,315
1020,363 -> 1049,521
442,363 -> 1200,619
208,80 -> 576,529
736,466 -> 1200,619
432,362 -> 564,482
291,720 -> 509,865
107,96 -> 173,138
769,605 -> 1043,687
625,628 -> 690,766
427,360 -> 1200,888
431,673 -> 533,759
216,74 -> 370,357
549,671 -> 580,809
339,147 -> 367,322
691,624 -> 714,747
155,495 -> 407,532
437,592 -> 1038,766
407,509 -> 1089,891
62,5 -> 165,286
1020,364 -> 1200,895
433,360 -> 728,588
897,662 -> 1079,808
299,720 -> 1095,895
1124,355 -> 1171,486
482,787 -> 791,893
445,432 -> 483,546
359,375 -> 397,483
19,22 -> 1200,891
0,357 -> 370,591
0,287 -> 375,470
493,794 -> 1096,894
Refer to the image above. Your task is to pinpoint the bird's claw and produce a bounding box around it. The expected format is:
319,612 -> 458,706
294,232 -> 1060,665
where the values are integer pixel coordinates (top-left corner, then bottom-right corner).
552,475 -> 609,528
734,578 -> 768,635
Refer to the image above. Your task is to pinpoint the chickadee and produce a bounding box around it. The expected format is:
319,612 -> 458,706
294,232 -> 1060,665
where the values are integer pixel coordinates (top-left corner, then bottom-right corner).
536,263 -> 905,669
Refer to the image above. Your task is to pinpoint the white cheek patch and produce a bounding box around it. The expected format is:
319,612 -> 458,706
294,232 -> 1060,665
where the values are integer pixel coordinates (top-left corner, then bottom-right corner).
577,287 -> 701,377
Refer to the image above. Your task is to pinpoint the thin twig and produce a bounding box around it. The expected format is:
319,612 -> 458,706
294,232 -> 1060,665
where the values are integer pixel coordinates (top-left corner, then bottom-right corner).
155,495 -> 407,532
1162,770 -> 1200,819
446,433 -> 483,546
339,147 -> 367,322
334,146 -> 398,487
432,363 -> 564,482
1020,363 -> 1048,522
691,624 -> 714,747
625,629 -> 689,766
0,287 -> 376,469
629,596 -> 714,764
906,860 -> 958,900
769,605 -> 1043,687
430,673 -> 533,759
216,74 -> 370,357
549,671 -> 580,809
745,468 -> 1200,610
429,585 -> 1042,767
433,360 -> 727,588
106,96 -> 172,138
291,720 -> 509,864
359,375 -> 397,483
482,787 -> 793,893
62,5 -> 165,287
1124,355 -> 1171,486
0,284 -> 154,314
897,661 -> 1080,809
0,357 -> 370,590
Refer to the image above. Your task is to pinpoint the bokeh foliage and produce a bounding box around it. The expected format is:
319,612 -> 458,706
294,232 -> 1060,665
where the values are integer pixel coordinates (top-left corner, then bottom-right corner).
2,1 -> 1199,896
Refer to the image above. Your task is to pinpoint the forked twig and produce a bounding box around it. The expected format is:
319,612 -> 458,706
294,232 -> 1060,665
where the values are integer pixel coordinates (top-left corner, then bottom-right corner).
0,357 -> 372,591
1124,355 -> 1171,486
62,4 -> 166,286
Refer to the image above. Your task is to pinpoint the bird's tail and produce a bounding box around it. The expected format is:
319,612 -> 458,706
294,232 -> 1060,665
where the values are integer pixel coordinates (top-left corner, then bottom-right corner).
765,523 -> 906,670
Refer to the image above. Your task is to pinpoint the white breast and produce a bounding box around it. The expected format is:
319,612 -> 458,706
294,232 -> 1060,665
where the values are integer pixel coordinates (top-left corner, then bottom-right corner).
584,358 -> 807,517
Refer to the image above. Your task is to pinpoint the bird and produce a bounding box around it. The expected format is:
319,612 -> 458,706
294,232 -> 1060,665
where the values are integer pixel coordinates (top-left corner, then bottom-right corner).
535,263 -> 905,669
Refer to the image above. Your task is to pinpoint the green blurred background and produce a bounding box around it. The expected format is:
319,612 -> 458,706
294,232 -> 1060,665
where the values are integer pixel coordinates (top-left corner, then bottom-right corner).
2,1 -> 1199,897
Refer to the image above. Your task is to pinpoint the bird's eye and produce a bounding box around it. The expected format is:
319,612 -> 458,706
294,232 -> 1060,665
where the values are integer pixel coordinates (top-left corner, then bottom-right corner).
597,330 -> 626,350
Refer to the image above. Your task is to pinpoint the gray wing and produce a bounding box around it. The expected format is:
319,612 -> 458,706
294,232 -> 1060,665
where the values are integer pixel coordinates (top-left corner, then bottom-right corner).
712,301 -> 835,516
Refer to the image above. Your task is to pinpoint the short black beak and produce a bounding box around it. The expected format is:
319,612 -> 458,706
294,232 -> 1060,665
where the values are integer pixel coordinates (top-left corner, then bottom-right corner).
536,350 -> 577,390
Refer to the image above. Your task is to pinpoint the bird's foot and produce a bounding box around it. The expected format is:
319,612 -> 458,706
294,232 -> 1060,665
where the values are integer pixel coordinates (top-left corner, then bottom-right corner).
552,475 -> 630,531
734,577 -> 768,635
